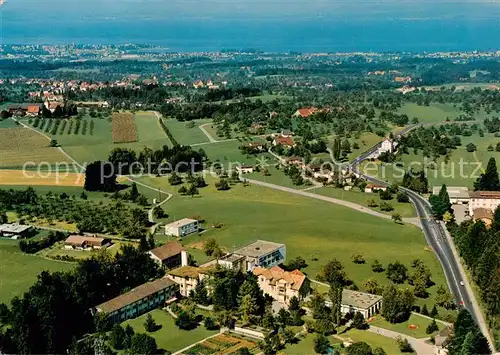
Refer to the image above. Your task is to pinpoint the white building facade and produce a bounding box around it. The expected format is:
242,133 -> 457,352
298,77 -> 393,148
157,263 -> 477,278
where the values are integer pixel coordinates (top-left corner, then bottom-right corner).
165,218 -> 199,237
469,191 -> 500,216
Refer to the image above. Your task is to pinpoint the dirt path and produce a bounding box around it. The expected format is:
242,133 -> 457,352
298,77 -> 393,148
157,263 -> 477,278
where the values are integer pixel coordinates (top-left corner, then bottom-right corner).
199,123 -> 218,143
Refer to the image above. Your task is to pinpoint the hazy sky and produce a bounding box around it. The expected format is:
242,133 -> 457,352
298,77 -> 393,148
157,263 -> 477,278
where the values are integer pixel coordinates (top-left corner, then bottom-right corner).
3,0 -> 500,21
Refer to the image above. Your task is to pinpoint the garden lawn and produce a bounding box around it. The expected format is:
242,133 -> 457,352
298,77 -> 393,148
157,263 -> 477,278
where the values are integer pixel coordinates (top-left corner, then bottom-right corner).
135,175 -> 450,311
0,239 -> 74,304
121,309 -> 217,353
0,127 -> 70,168
310,186 -> 417,218
202,138 -> 270,165
339,328 -> 401,354
245,166 -> 305,190
163,118 -> 212,145
369,313 -> 445,338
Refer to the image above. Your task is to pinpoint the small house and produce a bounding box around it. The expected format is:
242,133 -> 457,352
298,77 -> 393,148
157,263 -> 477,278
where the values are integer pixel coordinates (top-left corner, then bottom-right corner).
236,165 -> 254,174
164,218 -> 199,237
148,240 -> 188,269
64,235 -> 111,250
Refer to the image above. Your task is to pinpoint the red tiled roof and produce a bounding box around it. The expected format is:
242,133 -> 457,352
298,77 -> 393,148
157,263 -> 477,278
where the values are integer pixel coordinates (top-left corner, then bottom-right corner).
149,240 -> 185,261
295,107 -> 318,118
274,136 -> 294,146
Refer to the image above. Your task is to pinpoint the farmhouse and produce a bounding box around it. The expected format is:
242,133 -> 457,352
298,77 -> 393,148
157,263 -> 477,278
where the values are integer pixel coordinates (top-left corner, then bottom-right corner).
472,208 -> 493,227
64,235 -> 111,250
432,186 -> 470,204
165,218 -> 199,237
148,240 -> 188,269
26,104 -> 42,116
325,289 -> 383,318
272,135 -> 295,147
293,107 -> 318,118
236,165 -> 254,174
167,265 -> 212,297
217,240 -> 286,272
253,266 -> 309,306
0,223 -> 34,238
468,191 -> 500,216
93,278 -> 179,324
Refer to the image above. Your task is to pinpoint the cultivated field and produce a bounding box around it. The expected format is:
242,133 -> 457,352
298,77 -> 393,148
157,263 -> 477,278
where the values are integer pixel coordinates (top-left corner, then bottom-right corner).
0,170 -> 84,187
0,239 -> 74,304
136,175 -> 449,312
112,112 -> 138,143
50,112 -> 169,163
0,127 -> 70,168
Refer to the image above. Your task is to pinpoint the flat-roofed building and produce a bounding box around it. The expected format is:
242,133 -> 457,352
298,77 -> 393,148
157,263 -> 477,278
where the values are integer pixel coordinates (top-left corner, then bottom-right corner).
469,191 -> 500,215
64,235 -> 111,250
432,186 -> 470,205
165,218 -> 199,237
148,240 -> 188,269
220,240 -> 286,272
334,289 -> 383,318
0,223 -> 34,239
93,278 -> 178,324
217,253 -> 246,271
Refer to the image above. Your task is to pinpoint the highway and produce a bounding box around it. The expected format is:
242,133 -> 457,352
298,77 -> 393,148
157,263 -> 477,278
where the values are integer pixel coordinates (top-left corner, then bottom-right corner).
350,133 -> 496,352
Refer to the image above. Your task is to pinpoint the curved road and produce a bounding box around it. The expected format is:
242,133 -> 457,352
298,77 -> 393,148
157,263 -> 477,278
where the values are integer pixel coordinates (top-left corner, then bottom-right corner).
352,137 -> 495,352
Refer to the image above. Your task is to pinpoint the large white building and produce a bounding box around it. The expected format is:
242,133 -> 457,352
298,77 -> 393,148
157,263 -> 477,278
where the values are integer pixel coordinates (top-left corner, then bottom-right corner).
432,186 -> 470,205
325,289 -> 383,318
217,240 -> 286,272
377,138 -> 397,156
165,218 -> 199,237
469,191 -> 500,216
253,266 -> 309,306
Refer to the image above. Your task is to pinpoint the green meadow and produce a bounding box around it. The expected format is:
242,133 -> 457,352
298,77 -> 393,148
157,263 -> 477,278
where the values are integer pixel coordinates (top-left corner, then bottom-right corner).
364,132 -> 500,189
0,239 -> 74,304
122,309 -> 217,353
162,118 -> 212,145
31,112 -> 170,164
136,175 -> 449,311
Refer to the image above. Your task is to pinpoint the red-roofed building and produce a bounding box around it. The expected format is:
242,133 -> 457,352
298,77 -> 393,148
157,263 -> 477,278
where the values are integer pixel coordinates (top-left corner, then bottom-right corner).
293,107 -> 318,118
272,135 -> 295,147
253,266 -> 310,306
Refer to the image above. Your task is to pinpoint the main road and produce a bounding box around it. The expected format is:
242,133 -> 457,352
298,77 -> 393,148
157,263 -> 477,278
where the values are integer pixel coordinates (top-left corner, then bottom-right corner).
350,133 -> 496,352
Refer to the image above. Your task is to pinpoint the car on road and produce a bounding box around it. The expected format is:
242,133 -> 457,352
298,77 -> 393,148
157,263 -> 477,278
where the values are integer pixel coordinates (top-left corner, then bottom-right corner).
460,281 -> 465,286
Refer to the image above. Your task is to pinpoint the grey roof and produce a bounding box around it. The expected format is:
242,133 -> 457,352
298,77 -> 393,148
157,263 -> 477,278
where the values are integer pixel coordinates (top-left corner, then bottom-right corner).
432,186 -> 469,199
0,223 -> 32,234
341,289 -> 382,310
234,240 -> 285,258
165,218 -> 198,229
95,278 -> 177,314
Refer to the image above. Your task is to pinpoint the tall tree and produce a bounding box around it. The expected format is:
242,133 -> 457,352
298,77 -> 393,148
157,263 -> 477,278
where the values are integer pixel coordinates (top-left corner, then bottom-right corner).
474,157 -> 500,191
328,285 -> 343,327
